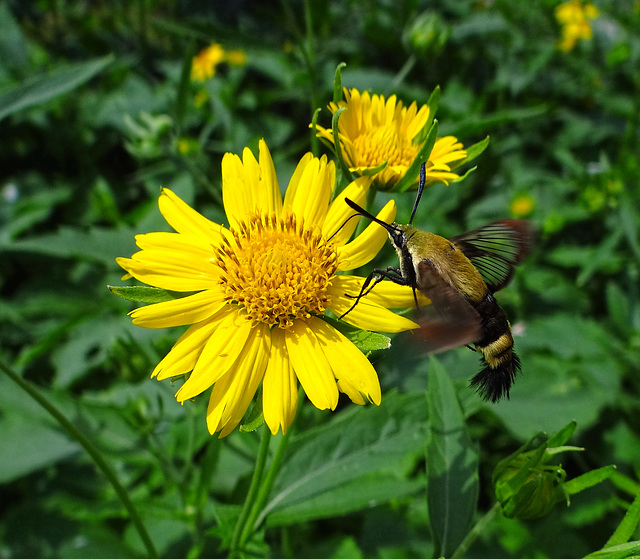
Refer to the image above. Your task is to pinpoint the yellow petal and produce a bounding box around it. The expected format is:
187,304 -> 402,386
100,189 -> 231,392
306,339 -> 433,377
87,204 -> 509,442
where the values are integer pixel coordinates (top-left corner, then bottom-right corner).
255,139 -> 282,217
321,176 -> 371,245
283,155 -> 334,227
262,327 -> 298,435
333,275 -> 430,309
221,151 -> 255,229
285,319 -> 339,411
134,231 -> 217,255
153,318 -> 219,380
328,278 -> 420,333
222,140 -> 283,229
336,200 -> 396,271
116,249 -> 220,292
205,323 -> 271,436
309,317 -> 381,405
158,189 -> 224,238
175,309 -> 253,401
129,289 -> 227,328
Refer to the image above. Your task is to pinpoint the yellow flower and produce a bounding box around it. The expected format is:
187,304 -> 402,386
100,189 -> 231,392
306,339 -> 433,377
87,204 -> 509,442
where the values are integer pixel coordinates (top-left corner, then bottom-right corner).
191,43 -> 226,82
555,1 -> 599,52
315,88 -> 467,191
117,140 -> 420,437
510,194 -> 535,218
226,49 -> 247,67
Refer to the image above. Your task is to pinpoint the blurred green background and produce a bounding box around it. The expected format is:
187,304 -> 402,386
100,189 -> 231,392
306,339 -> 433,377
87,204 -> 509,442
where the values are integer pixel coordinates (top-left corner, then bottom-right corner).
1,1 -> 639,558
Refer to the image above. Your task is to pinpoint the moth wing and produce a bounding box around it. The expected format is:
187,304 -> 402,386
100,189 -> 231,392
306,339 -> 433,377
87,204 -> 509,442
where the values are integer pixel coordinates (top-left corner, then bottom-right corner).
415,259 -> 483,354
450,220 -> 535,292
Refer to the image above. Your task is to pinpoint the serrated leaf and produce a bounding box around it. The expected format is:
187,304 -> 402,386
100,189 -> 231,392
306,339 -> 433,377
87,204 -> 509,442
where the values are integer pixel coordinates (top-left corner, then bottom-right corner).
2,226 -> 137,265
426,356 -> 479,558
267,474 -> 424,526
0,54 -> 114,121
263,392 -> 428,524
108,286 -> 180,304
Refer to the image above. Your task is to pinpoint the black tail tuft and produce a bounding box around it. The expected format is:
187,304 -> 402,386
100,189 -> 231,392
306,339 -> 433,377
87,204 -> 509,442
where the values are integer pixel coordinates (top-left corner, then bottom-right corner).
469,352 -> 521,403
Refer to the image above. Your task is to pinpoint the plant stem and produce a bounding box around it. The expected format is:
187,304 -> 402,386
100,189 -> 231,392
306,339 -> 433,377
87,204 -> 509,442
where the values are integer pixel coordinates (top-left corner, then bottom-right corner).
450,502 -> 501,559
228,426 -> 272,557
245,425 -> 293,535
0,358 -> 158,559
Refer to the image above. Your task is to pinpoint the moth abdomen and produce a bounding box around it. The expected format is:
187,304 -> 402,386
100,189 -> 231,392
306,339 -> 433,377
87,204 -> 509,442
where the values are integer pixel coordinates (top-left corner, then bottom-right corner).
470,351 -> 521,403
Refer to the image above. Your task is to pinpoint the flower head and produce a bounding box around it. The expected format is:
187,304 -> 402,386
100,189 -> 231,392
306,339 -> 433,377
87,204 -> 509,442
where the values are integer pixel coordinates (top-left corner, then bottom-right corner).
315,88 -> 467,191
191,43 -> 248,82
117,140 -> 420,437
555,0 -> 599,52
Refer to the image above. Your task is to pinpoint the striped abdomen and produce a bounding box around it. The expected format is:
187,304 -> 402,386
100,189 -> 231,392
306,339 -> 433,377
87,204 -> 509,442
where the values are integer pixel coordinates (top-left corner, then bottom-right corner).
468,292 -> 521,402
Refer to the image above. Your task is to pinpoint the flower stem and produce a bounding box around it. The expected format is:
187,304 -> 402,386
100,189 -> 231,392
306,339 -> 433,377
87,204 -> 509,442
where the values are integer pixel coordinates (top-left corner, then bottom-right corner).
0,358 -> 158,559
243,424 -> 293,539
229,426 -> 272,557
450,502 -> 501,559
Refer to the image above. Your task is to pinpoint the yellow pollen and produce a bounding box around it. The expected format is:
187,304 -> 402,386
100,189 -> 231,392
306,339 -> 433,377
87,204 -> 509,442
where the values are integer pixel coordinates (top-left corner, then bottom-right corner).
214,213 -> 338,328
352,125 -> 419,168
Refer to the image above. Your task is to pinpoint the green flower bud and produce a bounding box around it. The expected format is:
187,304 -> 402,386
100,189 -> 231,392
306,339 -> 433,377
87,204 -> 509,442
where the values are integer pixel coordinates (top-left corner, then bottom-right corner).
403,12 -> 450,58
493,424 -> 582,520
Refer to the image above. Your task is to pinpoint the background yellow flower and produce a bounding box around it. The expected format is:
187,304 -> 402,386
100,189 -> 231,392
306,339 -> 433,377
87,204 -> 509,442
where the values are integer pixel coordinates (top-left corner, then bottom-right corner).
315,88 -> 467,191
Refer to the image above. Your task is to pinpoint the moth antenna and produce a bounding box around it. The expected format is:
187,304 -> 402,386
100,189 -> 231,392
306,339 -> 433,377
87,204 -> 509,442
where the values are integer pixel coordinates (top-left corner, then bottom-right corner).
326,212 -> 361,243
409,162 -> 426,226
344,198 -> 400,233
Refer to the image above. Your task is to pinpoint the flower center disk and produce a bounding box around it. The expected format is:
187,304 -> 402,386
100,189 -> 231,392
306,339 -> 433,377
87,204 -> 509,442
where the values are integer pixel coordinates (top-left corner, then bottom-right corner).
215,213 -> 338,328
353,125 -> 418,168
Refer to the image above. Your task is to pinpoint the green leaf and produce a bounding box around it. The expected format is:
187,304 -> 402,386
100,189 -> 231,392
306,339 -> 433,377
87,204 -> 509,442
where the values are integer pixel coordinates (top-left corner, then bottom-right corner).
565,466 -> 617,496
1,226 -> 137,265
582,541 -> 640,559
267,474 -> 424,526
604,491 -> 640,548
240,392 -> 265,433
547,420 -> 578,447
414,85 -> 440,144
321,315 -> 391,353
396,121 -> 439,192
264,391 -> 428,525
0,412 -> 80,483
173,41 -> 196,137
333,62 -> 347,105
426,356 -> 479,557
450,136 -> 490,171
108,285 -> 181,304
0,54 -> 114,121
332,107 -> 355,183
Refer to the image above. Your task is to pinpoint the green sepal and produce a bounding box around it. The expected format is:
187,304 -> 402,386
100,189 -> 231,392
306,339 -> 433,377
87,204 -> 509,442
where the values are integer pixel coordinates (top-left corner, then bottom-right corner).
582,541 -> 640,559
564,465 -> 617,496
450,135 -> 490,171
359,159 -> 389,176
414,85 -> 440,145
240,392 -> 266,433
395,120 -> 439,192
310,106 -> 322,157
108,285 -> 186,304
331,107 -> 355,183
321,315 -> 391,353
546,418 -> 577,447
333,62 -> 347,105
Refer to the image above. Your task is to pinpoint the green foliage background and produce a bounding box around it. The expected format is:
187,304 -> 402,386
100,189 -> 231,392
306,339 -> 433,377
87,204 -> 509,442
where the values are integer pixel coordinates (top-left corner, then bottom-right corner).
1,1 -> 639,558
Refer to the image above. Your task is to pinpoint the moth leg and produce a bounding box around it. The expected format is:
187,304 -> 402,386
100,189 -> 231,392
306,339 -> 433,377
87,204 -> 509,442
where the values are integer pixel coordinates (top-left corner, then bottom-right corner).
339,266 -> 408,319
